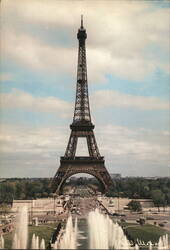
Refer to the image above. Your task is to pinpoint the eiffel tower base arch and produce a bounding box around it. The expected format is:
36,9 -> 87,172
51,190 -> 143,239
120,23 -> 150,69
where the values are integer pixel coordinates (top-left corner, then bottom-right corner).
52,157 -> 112,195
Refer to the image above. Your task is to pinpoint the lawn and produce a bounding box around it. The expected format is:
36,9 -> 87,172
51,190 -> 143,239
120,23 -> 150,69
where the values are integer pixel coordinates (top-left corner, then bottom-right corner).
3,221 -> 170,248
123,223 -> 170,243
4,224 -> 57,249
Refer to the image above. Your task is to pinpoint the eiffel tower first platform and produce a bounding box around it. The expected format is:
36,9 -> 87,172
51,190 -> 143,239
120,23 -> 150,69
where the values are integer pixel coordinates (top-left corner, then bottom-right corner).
52,17 -> 113,194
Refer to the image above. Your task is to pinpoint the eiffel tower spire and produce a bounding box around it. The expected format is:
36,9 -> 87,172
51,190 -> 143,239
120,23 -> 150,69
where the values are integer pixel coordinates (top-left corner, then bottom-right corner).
73,15 -> 91,123
81,14 -> 83,28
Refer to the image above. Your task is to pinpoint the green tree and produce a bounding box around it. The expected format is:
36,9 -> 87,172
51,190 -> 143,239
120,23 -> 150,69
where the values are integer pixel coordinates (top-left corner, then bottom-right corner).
0,203 -> 10,214
127,200 -> 142,212
15,182 -> 24,199
151,189 -> 165,212
105,181 -> 117,197
0,183 -> 15,203
166,191 -> 170,205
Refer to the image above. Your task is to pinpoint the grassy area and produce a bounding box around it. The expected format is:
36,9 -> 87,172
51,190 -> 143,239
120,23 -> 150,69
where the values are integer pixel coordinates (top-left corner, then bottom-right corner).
3,220 -> 170,248
123,223 -> 170,243
4,224 -> 57,249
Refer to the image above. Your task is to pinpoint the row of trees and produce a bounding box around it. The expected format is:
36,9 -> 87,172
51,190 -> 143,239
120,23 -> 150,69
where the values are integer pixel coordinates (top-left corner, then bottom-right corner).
0,178 -> 52,203
0,177 -> 170,208
106,177 -> 170,209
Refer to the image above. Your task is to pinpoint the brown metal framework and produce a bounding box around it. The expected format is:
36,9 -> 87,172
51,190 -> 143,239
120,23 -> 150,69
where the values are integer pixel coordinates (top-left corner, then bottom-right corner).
52,16 -> 113,194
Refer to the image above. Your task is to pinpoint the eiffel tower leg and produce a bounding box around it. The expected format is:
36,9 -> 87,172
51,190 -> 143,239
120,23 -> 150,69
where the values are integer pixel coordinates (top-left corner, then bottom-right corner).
52,164 -> 70,194
52,169 -> 63,193
64,131 -> 78,158
98,170 -> 113,190
86,132 -> 100,158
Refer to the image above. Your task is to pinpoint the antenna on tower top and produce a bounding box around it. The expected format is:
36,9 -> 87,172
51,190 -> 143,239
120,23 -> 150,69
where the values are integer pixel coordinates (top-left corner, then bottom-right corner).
81,15 -> 83,28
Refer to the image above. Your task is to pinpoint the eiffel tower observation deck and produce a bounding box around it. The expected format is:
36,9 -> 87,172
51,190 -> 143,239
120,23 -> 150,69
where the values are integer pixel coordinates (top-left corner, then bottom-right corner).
52,16 -> 113,194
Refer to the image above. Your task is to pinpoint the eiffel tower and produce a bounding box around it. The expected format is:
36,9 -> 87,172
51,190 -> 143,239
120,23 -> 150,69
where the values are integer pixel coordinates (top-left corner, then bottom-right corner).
52,16 -> 112,194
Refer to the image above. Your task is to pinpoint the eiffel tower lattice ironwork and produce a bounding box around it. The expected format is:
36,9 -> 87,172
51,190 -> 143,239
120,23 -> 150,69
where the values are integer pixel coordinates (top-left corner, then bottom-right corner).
52,16 -> 113,194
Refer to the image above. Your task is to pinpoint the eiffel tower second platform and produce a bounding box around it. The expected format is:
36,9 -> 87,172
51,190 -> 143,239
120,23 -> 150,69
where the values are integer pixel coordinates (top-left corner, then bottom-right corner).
52,17 -> 113,194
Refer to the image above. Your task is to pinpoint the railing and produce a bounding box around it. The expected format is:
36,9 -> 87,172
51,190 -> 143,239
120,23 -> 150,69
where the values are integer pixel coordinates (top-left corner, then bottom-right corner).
61,156 -> 104,161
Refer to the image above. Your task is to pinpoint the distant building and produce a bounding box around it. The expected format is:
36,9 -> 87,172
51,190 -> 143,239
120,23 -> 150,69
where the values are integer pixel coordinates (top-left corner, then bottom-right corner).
143,176 -> 166,180
110,174 -> 121,179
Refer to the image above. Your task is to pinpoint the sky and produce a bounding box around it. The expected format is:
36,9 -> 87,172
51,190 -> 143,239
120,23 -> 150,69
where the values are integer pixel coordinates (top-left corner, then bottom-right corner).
0,0 -> 170,178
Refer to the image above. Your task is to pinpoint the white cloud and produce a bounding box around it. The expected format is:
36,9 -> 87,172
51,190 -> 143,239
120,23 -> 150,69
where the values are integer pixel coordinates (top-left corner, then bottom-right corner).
0,123 -> 169,177
1,88 -> 168,115
1,0 -> 169,82
96,125 -> 169,160
1,31 -> 77,75
91,90 -> 169,110
0,89 -> 72,117
0,124 -> 68,154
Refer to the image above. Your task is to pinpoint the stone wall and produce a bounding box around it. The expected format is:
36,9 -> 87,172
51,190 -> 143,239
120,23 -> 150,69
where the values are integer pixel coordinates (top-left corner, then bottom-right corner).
12,198 -> 64,216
